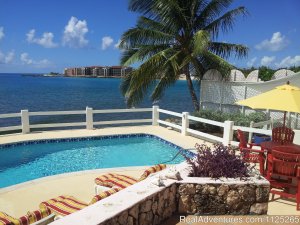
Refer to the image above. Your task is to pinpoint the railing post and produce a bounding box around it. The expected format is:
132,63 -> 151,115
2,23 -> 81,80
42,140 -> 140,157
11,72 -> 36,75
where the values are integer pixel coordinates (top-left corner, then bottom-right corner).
86,107 -> 94,130
181,112 -> 189,136
152,105 -> 159,126
223,120 -> 234,146
293,113 -> 299,129
21,110 -> 30,134
248,121 -> 254,143
287,111 -> 291,128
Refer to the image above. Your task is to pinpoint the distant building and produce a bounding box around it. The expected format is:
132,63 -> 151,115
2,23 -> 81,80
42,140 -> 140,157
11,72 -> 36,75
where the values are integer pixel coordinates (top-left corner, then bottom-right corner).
64,66 -> 132,77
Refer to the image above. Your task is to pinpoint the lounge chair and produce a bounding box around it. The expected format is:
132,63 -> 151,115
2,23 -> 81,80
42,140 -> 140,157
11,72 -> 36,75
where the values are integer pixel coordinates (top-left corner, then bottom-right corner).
39,187 -> 121,217
94,164 -> 166,193
0,208 -> 54,225
40,164 -> 167,218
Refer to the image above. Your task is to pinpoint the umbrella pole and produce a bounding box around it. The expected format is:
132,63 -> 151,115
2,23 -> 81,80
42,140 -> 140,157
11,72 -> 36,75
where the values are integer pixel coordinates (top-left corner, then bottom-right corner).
283,111 -> 286,127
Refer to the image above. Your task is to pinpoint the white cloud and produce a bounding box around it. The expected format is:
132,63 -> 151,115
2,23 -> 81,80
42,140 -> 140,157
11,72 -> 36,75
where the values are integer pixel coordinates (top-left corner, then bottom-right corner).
26,29 -> 57,48
63,16 -> 89,48
0,50 -> 15,64
20,52 -> 51,68
0,27 -> 4,41
275,55 -> 300,68
246,57 -> 257,67
255,32 -> 288,51
102,36 -> 114,50
261,56 -> 275,66
26,29 -> 35,42
20,53 -> 33,65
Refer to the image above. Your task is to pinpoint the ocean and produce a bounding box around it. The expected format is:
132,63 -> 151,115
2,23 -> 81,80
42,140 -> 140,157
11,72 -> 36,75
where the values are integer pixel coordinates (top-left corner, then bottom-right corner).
0,73 -> 199,128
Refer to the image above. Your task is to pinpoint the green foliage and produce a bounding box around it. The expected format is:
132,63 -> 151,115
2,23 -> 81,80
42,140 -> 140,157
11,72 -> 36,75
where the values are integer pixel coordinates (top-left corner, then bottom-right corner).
289,66 -> 300,73
120,0 -> 249,110
258,66 -> 275,81
191,109 -> 266,132
239,66 -> 300,81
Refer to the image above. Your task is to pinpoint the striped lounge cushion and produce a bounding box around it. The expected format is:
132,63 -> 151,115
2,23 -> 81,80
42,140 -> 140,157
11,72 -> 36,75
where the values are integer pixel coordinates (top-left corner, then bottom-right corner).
0,212 -> 31,225
100,174 -> 138,189
94,173 -> 117,185
0,211 -> 17,225
39,195 -> 88,216
139,164 -> 167,181
89,187 -> 121,205
17,216 -> 30,225
27,208 -> 51,224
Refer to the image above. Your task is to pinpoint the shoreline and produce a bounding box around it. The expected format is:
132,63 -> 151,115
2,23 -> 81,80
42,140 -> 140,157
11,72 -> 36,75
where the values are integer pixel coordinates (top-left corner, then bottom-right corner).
23,74 -> 189,80
64,75 -> 189,80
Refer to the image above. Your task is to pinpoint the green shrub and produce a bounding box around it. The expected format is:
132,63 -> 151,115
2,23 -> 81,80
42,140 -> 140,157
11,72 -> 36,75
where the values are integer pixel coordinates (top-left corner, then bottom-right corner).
191,110 -> 225,133
258,66 -> 275,81
191,110 -> 266,133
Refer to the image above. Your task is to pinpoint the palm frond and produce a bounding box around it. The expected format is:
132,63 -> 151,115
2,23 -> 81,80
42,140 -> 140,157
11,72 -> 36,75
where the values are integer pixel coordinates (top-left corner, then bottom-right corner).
121,44 -> 171,66
197,0 -> 233,27
137,16 -> 176,34
151,66 -> 178,101
119,27 -> 173,50
192,30 -> 210,55
154,0 -> 190,32
209,42 -> 248,59
189,56 -> 206,79
204,7 -> 248,39
128,0 -> 155,14
200,51 -> 233,76
121,49 -> 175,107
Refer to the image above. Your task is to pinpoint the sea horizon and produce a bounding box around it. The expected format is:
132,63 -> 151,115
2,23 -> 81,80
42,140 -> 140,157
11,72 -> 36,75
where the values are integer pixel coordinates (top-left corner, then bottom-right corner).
0,73 -> 199,127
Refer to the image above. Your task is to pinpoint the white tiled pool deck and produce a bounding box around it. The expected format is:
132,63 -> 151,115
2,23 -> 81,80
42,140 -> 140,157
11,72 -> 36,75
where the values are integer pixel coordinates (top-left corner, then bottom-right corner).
0,126 -> 299,220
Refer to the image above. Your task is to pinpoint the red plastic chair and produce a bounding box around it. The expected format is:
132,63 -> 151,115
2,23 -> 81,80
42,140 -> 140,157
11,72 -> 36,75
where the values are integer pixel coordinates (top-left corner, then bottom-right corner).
237,129 -> 256,149
266,150 -> 300,211
237,129 -> 265,175
273,145 -> 300,155
272,127 -> 295,144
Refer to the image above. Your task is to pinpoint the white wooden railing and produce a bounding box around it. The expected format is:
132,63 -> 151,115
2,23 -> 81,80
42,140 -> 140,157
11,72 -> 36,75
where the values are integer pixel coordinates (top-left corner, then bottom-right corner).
0,107 -> 153,134
2,106 -> 291,146
247,117 -> 285,142
154,106 -> 231,144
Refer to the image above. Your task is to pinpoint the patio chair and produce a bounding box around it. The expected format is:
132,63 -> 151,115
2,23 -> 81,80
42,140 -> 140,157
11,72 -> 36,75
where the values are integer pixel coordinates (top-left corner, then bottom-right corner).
94,164 -> 166,192
237,129 -> 258,149
39,187 -> 121,217
0,208 -> 54,225
266,150 -> 300,211
40,164 -> 167,218
272,127 -> 295,144
237,129 -> 265,175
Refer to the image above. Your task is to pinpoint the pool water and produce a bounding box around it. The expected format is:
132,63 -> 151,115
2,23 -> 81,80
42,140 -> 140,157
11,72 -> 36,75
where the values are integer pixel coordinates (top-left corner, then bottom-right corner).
0,135 -> 185,188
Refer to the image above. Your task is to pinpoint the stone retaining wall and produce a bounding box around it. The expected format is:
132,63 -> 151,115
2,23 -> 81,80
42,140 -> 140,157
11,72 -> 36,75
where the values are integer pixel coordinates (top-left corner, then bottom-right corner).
100,184 -> 177,225
178,183 -> 269,215
98,181 -> 269,225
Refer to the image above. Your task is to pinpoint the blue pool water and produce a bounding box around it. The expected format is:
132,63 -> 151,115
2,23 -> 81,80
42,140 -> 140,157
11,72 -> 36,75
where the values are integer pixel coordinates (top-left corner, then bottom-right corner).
0,135 -> 186,188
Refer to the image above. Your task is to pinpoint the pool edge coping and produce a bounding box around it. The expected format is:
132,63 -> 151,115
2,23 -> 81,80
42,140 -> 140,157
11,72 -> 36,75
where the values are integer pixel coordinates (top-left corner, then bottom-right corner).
0,166 -> 151,194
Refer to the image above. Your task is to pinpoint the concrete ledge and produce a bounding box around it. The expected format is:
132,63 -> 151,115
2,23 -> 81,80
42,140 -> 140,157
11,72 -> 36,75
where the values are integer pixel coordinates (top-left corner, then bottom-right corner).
49,163 -> 270,225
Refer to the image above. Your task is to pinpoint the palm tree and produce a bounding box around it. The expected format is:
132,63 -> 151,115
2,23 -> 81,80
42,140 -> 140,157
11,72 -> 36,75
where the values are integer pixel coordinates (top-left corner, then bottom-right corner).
120,0 -> 248,111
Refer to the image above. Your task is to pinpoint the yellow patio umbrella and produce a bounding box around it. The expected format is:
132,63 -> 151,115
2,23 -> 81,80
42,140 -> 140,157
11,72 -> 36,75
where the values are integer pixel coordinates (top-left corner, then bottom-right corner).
236,81 -> 300,127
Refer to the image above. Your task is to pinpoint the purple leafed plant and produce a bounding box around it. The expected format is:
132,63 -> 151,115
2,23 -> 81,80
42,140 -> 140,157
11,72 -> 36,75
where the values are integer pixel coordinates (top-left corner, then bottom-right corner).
185,143 -> 250,179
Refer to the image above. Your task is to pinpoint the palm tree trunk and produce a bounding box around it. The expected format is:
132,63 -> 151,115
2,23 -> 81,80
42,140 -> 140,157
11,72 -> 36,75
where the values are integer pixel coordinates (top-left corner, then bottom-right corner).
185,68 -> 200,111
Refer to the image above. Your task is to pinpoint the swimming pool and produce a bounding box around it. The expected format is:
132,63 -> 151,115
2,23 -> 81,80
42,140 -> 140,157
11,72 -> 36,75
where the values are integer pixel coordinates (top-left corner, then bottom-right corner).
0,134 -> 189,188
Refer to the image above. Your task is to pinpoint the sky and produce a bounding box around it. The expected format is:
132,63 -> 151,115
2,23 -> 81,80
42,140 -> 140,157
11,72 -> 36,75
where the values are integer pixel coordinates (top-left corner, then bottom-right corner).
0,0 -> 299,73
